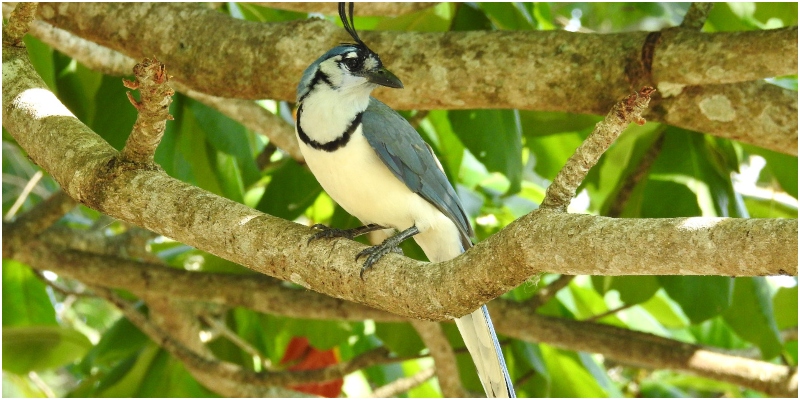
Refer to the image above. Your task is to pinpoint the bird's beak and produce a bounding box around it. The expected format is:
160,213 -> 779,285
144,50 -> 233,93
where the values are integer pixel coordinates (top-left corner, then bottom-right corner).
366,66 -> 404,89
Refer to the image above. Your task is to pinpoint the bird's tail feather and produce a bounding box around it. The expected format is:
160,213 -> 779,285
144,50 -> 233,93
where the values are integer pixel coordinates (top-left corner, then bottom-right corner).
455,305 -> 515,398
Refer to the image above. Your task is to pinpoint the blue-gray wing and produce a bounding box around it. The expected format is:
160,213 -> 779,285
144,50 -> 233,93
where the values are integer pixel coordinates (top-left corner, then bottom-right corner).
362,98 -> 473,246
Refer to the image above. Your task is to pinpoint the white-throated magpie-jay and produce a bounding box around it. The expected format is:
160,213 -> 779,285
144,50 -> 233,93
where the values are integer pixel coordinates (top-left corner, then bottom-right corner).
295,3 -> 515,397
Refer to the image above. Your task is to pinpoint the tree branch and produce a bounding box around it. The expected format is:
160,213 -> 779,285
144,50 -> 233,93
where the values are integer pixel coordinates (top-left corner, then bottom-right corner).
529,274 -> 574,311
2,2 -> 37,47
3,11 -> 304,161
2,189 -> 76,256
14,235 -> 796,397
541,87 -> 654,211
28,2 -> 797,154
120,58 -> 174,163
3,50 -> 796,320
371,367 -> 436,398
410,320 -> 466,397
680,2 -> 714,30
491,302 -> 798,398
90,286 -> 310,397
266,2 -> 439,16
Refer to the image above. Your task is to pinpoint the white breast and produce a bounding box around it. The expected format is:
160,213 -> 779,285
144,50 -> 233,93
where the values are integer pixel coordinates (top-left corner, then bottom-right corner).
297,124 -> 463,262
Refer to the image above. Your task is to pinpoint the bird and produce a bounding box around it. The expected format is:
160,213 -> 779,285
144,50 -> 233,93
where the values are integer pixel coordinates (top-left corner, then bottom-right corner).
295,3 -> 515,397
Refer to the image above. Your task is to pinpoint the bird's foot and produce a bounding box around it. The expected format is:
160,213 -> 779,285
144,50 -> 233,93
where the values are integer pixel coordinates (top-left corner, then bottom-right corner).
307,223 -> 385,244
357,225 -> 419,279
356,243 -> 405,279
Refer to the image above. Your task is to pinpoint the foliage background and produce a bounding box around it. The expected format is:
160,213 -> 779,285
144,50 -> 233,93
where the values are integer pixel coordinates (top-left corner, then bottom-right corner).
2,2 -> 797,397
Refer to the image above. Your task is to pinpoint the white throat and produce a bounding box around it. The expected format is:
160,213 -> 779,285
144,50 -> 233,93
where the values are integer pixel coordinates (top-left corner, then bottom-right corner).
299,83 -> 374,144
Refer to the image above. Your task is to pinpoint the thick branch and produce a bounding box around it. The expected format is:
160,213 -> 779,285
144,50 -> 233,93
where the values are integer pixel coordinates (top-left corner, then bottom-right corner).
14,237 -> 796,396
491,302 -> 798,398
265,2 -> 438,16
8,14 -> 303,161
655,81 -> 798,156
3,50 -> 796,319
11,3 -> 798,154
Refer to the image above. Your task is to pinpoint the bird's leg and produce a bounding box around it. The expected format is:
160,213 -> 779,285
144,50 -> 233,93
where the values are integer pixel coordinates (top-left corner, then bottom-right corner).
308,223 -> 386,244
357,225 -> 419,279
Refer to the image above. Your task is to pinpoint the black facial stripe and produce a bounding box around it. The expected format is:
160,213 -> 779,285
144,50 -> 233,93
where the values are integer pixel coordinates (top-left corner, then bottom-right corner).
296,105 -> 363,152
299,69 -> 335,103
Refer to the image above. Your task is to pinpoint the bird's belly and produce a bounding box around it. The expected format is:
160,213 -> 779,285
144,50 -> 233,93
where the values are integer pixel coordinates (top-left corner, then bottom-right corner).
299,132 -> 423,229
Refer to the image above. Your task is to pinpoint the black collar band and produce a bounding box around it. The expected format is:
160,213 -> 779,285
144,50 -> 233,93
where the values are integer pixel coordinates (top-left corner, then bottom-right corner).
296,105 -> 363,152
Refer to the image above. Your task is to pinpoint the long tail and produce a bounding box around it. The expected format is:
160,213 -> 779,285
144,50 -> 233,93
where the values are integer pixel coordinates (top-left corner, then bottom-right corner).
455,305 -> 515,397
415,228 -> 515,398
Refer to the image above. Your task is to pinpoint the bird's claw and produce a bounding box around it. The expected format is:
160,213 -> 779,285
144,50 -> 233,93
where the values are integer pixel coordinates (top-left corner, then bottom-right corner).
307,224 -> 355,244
357,244 -> 403,279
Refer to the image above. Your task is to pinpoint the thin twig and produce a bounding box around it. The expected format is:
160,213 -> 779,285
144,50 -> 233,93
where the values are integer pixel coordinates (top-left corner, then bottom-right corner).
530,274 -> 574,311
371,367 -> 436,398
680,3 -> 715,30
33,269 -> 89,298
200,314 -> 280,372
27,371 -> 56,398
2,2 -> 37,47
541,87 -> 655,212
120,58 -> 175,163
584,303 -> 636,322
410,320 -> 466,397
4,170 -> 44,220
607,129 -> 665,218
2,190 -> 77,257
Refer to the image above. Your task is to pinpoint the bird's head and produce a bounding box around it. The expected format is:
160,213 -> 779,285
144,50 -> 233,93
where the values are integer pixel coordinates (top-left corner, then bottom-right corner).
296,3 -> 403,103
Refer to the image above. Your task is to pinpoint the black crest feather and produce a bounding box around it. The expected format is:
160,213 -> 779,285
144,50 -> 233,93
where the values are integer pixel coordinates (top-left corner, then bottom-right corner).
338,2 -> 368,49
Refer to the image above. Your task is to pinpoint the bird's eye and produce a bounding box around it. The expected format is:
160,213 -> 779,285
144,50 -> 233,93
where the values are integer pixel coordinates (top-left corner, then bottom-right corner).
342,58 -> 361,71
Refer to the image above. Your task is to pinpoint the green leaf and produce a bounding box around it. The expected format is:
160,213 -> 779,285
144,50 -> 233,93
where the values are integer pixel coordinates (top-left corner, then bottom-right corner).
640,179 -> 703,217
540,344 -> 609,397
188,100 -> 261,187
90,74 -> 139,151
234,2 -> 307,22
773,285 -> 798,330
377,3 -> 452,32
256,159 -> 322,221
690,316 -> 749,349
722,277 -> 783,359
137,349 -> 218,397
97,343 -> 161,397
214,151 -> 246,203
285,318 -> 352,351
2,259 -> 57,327
477,2 -> 535,30
658,276 -> 732,323
2,325 -> 93,374
526,131 -> 585,181
52,51 -> 94,122
743,195 -> 798,218
449,109 -> 523,194
519,111 -> 601,137
639,290 -> 690,329
647,129 -> 742,218
745,145 -> 798,199
609,276 -> 661,305
175,105 -> 225,195
421,110 -> 464,187
23,35 -> 57,92
79,314 -> 149,373
374,322 -> 426,357
451,3 -> 493,31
